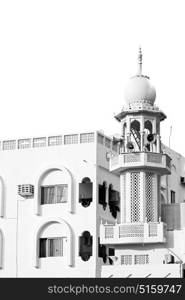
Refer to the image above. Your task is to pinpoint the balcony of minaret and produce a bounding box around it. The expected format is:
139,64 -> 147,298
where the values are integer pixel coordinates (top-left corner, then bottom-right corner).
110,152 -> 171,175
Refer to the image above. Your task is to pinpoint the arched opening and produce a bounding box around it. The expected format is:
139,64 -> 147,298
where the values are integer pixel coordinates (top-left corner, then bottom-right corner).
144,120 -> 154,151
108,184 -> 120,219
33,218 -> 73,268
130,120 -> 141,151
131,120 -> 140,132
34,165 -> 73,215
79,231 -> 93,261
144,120 -> 153,133
98,181 -> 107,210
40,170 -> 68,205
79,177 -> 93,207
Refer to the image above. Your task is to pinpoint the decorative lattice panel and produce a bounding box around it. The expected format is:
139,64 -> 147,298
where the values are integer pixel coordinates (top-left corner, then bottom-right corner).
147,153 -> 162,163
149,223 -> 158,236
134,254 -> 149,264
121,255 -> 132,265
130,172 -> 141,222
145,172 -> 156,222
48,136 -> 62,146
123,174 -> 126,223
3,140 -> 16,150
80,133 -> 94,143
33,137 -> 46,147
18,139 -> 31,149
64,134 -> 78,144
119,224 -> 144,238
105,226 -> 114,238
125,153 -> 140,163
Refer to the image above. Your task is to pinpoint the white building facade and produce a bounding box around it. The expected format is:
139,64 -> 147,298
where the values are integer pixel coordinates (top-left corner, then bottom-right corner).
0,49 -> 185,278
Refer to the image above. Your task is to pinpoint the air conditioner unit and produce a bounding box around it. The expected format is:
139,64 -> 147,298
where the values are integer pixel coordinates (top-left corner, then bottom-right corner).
18,184 -> 34,198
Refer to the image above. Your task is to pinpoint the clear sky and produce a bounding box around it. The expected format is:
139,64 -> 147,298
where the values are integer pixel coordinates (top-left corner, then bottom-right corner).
0,0 -> 184,155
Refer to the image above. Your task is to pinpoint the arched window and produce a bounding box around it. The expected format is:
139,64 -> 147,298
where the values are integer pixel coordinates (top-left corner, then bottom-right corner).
34,218 -> 73,268
130,120 -> 141,151
34,165 -> 73,215
144,120 -> 153,133
40,170 -> 68,205
79,177 -> 93,207
79,231 -> 93,261
131,120 -> 140,132
144,120 -> 153,151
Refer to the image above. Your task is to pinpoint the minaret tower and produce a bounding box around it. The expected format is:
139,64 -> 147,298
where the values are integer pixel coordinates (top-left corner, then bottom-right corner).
100,48 -> 171,245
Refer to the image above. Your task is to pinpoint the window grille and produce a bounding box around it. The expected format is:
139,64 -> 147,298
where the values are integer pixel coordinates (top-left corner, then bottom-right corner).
134,254 -> 149,265
33,137 -> 46,147
121,255 -> 132,265
64,134 -> 78,144
48,136 -> 62,146
130,172 -> 141,222
3,140 -> 16,150
80,133 -> 94,143
145,172 -> 155,222
39,237 -> 66,257
18,139 -> 31,149
41,185 -> 68,205
105,226 -> 114,238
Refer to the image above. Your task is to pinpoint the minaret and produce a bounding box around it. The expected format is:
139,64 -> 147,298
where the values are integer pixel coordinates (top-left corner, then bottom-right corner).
100,49 -> 171,245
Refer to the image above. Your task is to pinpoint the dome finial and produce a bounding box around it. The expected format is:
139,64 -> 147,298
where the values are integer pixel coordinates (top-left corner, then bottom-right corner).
138,46 -> 142,75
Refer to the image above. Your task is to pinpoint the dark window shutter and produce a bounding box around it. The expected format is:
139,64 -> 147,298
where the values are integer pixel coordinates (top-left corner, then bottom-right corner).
41,187 -> 44,204
39,238 -> 47,257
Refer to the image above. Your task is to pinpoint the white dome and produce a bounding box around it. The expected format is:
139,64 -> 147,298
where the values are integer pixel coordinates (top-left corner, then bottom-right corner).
124,75 -> 156,106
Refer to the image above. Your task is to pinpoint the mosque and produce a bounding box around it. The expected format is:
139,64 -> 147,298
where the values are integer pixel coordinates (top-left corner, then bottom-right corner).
0,49 -> 185,277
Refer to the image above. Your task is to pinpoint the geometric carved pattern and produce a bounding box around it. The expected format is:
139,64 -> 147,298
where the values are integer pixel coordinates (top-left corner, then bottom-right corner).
130,172 -> 141,222
121,255 -> 132,265
145,172 -> 156,222
149,223 -> 158,236
119,224 -> 144,238
134,254 -> 149,264
147,153 -> 162,163
105,226 -> 114,238
125,153 -> 140,163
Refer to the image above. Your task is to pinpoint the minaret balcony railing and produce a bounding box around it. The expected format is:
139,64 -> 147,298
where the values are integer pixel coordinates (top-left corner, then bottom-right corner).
100,222 -> 167,245
110,152 -> 171,175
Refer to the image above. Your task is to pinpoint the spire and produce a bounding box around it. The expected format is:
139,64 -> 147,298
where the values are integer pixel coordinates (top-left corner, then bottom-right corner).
138,46 -> 142,75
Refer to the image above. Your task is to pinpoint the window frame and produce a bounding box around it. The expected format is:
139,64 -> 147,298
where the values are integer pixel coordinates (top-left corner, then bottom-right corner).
39,237 -> 67,258
41,184 -> 68,205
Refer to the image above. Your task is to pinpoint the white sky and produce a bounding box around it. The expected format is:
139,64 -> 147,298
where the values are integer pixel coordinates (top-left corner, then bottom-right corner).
0,0 -> 184,155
